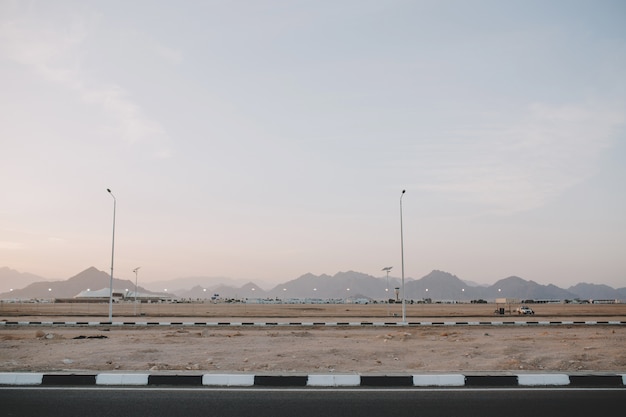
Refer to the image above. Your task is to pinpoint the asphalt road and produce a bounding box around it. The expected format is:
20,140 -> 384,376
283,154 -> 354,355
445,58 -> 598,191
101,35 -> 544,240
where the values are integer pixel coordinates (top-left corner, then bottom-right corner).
1,387 -> 624,417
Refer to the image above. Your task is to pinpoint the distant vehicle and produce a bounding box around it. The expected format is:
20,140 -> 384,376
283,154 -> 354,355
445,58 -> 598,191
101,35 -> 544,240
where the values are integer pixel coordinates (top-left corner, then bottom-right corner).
516,306 -> 534,315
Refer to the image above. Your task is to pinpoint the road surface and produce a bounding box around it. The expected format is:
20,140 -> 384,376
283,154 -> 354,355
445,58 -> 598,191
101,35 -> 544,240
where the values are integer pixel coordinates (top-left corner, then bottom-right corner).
1,387 -> 624,417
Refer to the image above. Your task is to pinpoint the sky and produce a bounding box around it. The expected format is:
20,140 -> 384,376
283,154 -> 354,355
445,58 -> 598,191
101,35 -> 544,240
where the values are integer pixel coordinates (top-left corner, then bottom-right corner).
1,0 -> 625,289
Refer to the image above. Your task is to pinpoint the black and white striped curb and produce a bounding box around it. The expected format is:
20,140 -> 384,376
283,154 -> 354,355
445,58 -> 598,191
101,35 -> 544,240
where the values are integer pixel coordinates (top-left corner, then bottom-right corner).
2,320 -> 625,327
1,373 -> 625,387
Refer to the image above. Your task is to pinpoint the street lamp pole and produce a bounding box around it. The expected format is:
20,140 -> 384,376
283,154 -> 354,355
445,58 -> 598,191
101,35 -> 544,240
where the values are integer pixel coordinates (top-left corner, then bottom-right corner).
107,188 -> 116,322
133,266 -> 141,316
400,189 -> 406,323
382,266 -> 392,316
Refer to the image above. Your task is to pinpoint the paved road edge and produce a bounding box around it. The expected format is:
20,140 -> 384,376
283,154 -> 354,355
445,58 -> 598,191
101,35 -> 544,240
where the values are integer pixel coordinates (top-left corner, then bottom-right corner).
1,372 -> 625,387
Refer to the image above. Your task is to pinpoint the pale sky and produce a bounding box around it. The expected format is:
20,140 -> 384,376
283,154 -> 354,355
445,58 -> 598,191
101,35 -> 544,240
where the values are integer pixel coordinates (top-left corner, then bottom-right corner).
1,0 -> 625,289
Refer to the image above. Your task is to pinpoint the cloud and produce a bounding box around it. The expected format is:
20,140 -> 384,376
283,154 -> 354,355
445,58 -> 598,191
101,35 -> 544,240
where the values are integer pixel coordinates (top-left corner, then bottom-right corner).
0,241 -> 25,250
82,84 -> 168,145
415,102 -> 625,215
152,43 -> 183,65
47,237 -> 66,244
0,9 -> 171,157
152,148 -> 173,160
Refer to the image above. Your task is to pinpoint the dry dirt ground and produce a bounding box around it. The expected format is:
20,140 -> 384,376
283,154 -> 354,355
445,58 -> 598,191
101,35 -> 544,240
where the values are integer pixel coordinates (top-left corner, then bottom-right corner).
1,303 -> 625,374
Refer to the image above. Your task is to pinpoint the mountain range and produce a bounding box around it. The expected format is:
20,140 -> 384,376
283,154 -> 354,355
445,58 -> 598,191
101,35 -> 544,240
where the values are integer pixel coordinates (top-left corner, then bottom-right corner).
1,267 -> 624,302
0,267 -> 165,300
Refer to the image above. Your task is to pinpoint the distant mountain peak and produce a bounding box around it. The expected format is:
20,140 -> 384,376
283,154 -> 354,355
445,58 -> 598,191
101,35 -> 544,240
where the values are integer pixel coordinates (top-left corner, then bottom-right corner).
425,270 -> 459,278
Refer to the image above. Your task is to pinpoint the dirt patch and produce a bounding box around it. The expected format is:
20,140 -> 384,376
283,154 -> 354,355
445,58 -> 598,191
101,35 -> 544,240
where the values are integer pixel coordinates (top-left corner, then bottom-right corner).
1,303 -> 624,373
1,325 -> 624,373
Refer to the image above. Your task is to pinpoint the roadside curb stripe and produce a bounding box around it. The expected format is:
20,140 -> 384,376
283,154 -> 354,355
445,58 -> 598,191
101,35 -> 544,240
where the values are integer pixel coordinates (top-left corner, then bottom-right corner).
307,374 -> 361,387
0,373 -> 43,386
254,375 -> 308,386
203,374 -> 255,387
2,321 -> 625,327
465,375 -> 518,386
148,375 -> 203,386
1,373 -> 625,387
42,374 -> 96,385
568,375 -> 624,387
361,376 -> 413,386
413,374 -> 466,386
96,373 -> 150,386
517,374 -> 570,386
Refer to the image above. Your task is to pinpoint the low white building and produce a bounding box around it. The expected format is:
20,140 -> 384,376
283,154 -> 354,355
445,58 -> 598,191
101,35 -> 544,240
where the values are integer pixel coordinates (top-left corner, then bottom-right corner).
74,288 -> 173,303
74,288 -> 124,302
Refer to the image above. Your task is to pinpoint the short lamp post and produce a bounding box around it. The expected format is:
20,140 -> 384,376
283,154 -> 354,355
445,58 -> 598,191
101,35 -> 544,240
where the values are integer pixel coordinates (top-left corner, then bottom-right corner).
133,267 -> 141,316
382,266 -> 393,316
107,188 -> 116,322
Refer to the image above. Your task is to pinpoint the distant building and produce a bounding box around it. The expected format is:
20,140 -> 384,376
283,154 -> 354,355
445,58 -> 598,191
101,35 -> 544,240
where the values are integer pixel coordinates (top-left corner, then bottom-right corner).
590,299 -> 618,304
70,288 -> 124,303
72,288 -> 173,303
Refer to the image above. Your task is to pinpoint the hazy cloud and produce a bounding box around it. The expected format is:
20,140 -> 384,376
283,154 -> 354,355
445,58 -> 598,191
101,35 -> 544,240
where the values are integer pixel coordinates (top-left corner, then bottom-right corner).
0,241 -> 25,250
47,237 -> 67,244
152,43 -> 183,65
0,10 -> 171,157
416,102 -> 624,215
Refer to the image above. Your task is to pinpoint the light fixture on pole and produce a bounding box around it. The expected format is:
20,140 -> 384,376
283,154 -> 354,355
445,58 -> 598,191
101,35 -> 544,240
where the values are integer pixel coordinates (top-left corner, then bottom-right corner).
107,188 -> 116,322
133,267 -> 141,316
400,189 -> 406,323
382,266 -> 393,316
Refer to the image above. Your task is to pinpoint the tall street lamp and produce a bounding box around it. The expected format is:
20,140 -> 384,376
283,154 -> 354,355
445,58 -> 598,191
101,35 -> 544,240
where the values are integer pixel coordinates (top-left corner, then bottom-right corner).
133,266 -> 141,316
400,189 -> 406,323
382,266 -> 393,316
107,188 -> 116,322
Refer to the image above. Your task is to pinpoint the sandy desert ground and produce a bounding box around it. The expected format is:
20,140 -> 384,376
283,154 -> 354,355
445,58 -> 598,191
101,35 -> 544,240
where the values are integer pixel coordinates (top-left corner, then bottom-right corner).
1,303 -> 625,374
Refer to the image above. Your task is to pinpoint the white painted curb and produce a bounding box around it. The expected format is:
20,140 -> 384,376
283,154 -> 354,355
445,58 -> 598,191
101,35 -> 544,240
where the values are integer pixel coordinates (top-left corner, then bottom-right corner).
3,320 -> 624,327
517,374 -> 570,386
202,374 -> 255,386
0,372 -> 43,385
1,372 -> 625,387
96,373 -> 150,386
307,374 -> 361,387
413,374 -> 465,387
